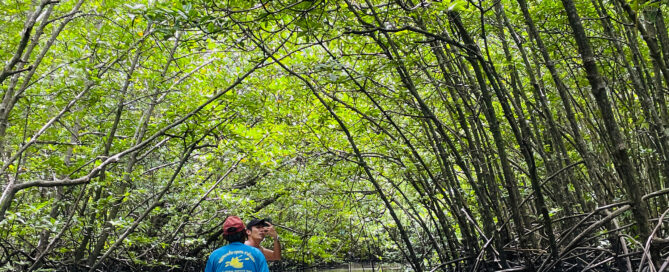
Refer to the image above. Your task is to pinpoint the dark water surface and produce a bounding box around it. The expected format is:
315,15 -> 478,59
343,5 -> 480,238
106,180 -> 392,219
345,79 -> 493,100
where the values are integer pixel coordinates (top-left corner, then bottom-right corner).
307,263 -> 406,272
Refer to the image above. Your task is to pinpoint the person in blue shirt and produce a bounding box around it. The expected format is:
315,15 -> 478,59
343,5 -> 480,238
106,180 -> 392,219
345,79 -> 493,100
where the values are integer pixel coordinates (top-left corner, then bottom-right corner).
205,216 -> 270,272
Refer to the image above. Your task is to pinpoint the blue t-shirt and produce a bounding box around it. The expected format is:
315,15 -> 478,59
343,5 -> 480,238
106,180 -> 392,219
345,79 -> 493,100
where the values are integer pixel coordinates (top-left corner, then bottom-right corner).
205,242 -> 269,272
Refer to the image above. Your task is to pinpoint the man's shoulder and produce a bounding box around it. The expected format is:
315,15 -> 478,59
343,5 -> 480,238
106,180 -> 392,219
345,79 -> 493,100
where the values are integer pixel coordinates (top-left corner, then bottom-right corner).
210,244 -> 264,260
245,244 -> 265,256
258,246 -> 271,253
242,243 -> 266,255
229,243 -> 264,254
210,245 -> 231,254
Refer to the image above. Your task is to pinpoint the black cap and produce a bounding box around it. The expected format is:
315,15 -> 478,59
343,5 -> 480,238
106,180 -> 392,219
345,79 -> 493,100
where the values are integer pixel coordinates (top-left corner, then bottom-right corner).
246,218 -> 271,229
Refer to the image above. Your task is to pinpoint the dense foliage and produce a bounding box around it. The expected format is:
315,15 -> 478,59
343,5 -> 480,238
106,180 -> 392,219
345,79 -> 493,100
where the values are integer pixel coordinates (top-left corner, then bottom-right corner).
1,0 -> 668,271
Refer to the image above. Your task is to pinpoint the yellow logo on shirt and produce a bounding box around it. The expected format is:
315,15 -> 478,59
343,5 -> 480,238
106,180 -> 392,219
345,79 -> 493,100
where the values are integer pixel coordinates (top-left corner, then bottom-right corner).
218,250 -> 257,269
225,257 -> 244,268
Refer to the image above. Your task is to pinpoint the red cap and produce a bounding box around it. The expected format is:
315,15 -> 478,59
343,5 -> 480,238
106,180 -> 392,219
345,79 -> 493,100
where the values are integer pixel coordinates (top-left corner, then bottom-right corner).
223,216 -> 246,235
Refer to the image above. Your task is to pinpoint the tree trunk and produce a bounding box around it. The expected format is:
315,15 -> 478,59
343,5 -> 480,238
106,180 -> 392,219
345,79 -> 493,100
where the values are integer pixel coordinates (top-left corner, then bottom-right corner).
561,0 -> 652,247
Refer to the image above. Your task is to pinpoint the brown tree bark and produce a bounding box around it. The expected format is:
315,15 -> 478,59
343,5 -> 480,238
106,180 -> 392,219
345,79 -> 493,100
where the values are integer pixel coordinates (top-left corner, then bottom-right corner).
560,0 -> 652,247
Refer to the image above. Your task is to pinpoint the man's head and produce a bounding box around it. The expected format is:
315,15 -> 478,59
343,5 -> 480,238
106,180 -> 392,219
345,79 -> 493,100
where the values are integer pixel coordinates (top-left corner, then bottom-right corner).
222,216 -> 247,243
246,218 -> 271,241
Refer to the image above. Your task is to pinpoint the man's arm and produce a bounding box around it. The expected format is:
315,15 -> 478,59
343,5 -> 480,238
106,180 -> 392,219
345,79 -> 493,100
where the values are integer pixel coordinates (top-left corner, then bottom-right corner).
263,223 -> 282,261
204,255 -> 215,272
257,252 -> 270,272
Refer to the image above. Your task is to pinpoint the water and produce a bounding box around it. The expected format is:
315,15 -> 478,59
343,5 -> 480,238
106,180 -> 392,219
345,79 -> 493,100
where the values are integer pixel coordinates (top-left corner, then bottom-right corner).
309,262 -> 406,272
